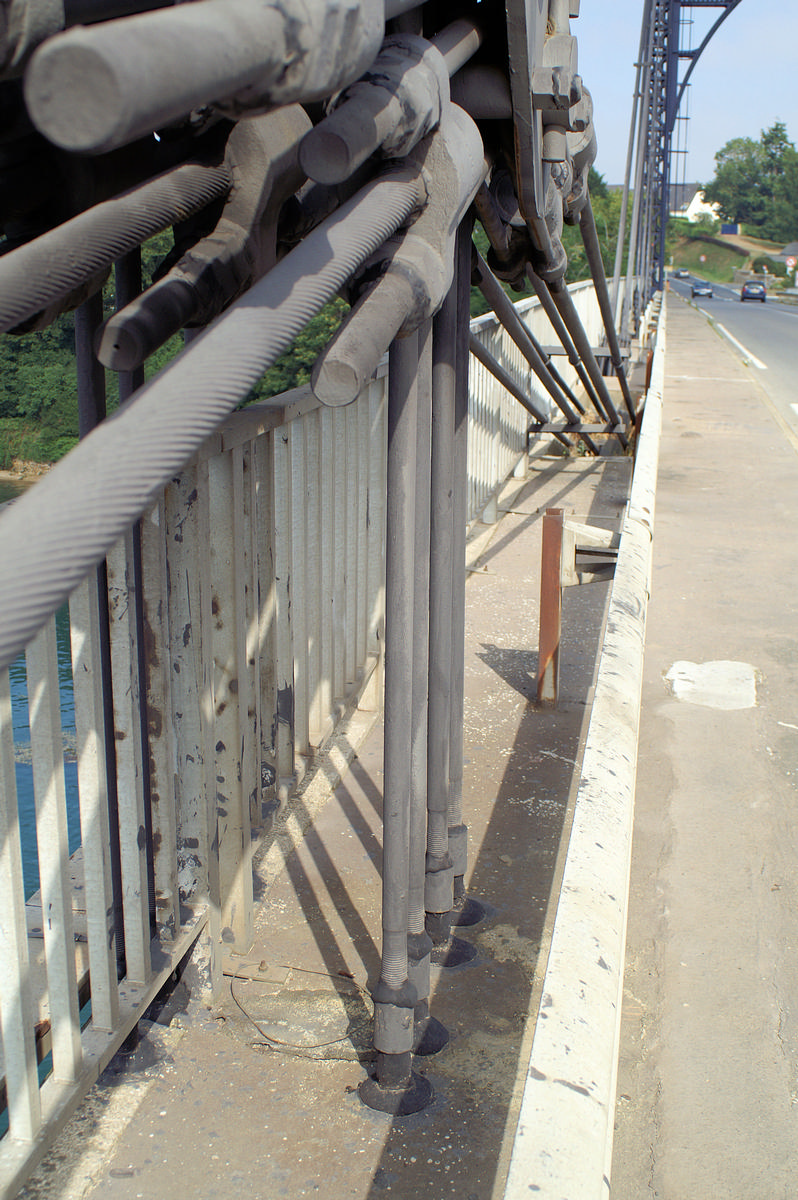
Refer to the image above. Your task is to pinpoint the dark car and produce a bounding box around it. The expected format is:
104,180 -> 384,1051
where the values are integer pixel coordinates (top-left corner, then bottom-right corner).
691,281 -> 713,298
674,269 -> 689,279
741,281 -> 766,302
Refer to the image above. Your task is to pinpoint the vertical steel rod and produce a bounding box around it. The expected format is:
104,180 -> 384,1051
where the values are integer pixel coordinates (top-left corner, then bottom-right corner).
449,218 -> 482,924
526,266 -> 606,417
547,279 -> 628,448
578,197 -> 636,420
361,331 -> 432,1114
408,324 -> 430,940
407,320 -> 447,1055
115,249 -> 158,935
74,291 -> 126,979
426,270 -> 456,945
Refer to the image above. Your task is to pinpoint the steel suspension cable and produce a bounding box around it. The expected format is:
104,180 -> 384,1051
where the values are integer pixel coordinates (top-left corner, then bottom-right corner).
0,161 -> 233,334
0,170 -> 426,671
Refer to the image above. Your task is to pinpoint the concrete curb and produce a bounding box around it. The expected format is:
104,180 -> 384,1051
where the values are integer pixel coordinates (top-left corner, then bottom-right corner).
501,299 -> 666,1200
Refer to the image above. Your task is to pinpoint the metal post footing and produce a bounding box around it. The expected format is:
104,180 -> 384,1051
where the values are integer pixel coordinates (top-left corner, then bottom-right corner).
359,1051 -> 434,1115
449,877 -> 488,928
406,930 -> 448,1052
425,909 -> 477,968
412,998 -> 450,1056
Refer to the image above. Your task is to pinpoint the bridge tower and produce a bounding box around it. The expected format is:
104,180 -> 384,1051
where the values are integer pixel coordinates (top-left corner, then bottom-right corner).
653,0 -> 744,287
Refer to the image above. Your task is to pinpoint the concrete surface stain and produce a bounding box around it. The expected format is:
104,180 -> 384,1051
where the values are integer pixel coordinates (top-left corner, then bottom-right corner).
476,923 -> 539,974
664,659 -> 757,710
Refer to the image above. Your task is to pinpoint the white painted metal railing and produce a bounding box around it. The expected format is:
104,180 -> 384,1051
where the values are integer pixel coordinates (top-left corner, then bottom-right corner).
0,281 -> 606,1193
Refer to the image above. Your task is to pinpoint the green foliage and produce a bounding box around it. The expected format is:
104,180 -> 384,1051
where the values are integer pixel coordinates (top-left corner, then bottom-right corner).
0,164 -> 630,465
241,298 -> 350,405
703,121 -> 798,243
692,212 -> 719,235
587,166 -> 609,199
752,255 -> 786,277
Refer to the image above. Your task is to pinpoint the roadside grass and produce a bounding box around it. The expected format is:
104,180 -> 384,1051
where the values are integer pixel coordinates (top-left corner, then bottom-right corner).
671,236 -> 748,283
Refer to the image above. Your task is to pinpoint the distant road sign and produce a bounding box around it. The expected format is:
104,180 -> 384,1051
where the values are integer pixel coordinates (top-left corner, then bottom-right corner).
786,256 -> 797,269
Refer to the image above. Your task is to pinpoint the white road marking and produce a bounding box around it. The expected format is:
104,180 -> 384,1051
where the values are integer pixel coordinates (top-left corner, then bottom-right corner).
791,404 -> 798,419
715,323 -> 768,370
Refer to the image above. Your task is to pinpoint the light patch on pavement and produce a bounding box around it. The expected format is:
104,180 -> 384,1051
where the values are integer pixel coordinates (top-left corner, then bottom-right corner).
791,403 -> 798,419
664,660 -> 757,709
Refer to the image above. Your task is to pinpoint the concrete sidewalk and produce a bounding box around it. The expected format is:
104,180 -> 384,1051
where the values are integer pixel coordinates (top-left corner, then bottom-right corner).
18,432 -> 633,1199
612,295 -> 798,1198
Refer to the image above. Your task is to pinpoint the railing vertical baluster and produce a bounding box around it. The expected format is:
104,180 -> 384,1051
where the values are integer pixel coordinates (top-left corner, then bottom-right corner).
319,407 -> 335,730
140,497 -> 180,941
207,451 -> 254,953
332,408 -> 347,707
344,402 -> 358,690
196,459 -> 223,991
232,445 -> 257,834
365,377 -> 387,709
271,426 -> 296,809
355,381 -> 370,674
253,437 -> 277,820
289,421 -> 309,756
69,579 -> 120,1031
165,469 -> 207,899
304,413 -> 323,746
0,668 -> 42,1140
106,533 -> 152,985
243,442 -> 264,830
27,618 -> 83,1081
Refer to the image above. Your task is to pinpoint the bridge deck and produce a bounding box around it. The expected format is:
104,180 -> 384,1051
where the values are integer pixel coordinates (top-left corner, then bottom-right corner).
17,447 -> 632,1199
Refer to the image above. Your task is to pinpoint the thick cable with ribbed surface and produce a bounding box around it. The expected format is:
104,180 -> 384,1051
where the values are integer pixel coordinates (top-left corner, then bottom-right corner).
0,170 -> 425,671
0,160 -> 232,333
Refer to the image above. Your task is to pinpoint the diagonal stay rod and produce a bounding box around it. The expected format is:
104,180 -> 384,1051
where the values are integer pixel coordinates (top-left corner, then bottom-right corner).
545,279 -> 628,449
526,266 -> 602,417
473,250 -> 598,454
578,194 -> 636,420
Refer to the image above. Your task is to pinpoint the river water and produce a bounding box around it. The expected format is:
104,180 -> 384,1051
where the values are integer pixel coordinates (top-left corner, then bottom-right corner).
2,478 -> 81,898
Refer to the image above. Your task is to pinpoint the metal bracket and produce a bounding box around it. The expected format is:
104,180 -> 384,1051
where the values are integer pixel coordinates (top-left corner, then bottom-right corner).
537,507 -> 619,706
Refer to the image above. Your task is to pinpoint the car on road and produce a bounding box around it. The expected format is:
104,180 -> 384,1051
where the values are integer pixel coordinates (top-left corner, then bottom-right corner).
691,281 -> 713,298
674,269 -> 689,279
740,281 -> 766,302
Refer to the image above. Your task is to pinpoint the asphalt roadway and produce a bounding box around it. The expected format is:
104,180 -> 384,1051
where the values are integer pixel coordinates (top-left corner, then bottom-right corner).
612,293 -> 798,1198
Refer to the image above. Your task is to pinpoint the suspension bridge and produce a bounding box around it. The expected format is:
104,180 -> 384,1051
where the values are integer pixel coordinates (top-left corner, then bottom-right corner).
2,1 -> 796,1197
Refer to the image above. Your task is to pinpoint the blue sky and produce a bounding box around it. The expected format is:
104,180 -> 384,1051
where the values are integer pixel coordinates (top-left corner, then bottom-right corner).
574,0 -> 798,186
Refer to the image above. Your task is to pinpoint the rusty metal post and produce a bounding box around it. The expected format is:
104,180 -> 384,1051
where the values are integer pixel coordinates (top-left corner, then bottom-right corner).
537,507 -> 564,707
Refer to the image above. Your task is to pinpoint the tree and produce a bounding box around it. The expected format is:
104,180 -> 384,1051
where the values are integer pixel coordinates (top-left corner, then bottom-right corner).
703,136 -> 768,226
703,122 -> 798,241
